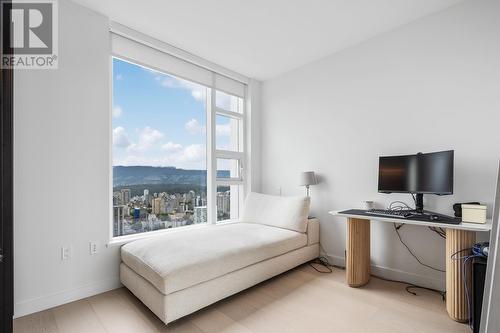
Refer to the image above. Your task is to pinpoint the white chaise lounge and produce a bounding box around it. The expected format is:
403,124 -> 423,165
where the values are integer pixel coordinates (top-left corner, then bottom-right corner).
120,192 -> 320,324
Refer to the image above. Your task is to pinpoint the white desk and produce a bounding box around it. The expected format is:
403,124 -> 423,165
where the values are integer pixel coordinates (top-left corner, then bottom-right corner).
329,210 -> 492,323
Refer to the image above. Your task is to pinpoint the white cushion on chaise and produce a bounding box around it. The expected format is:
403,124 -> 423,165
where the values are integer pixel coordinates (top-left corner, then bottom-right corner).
240,192 -> 310,233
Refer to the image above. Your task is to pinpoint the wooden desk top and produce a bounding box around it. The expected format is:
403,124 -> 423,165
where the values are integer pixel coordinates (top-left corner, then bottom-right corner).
329,210 -> 492,232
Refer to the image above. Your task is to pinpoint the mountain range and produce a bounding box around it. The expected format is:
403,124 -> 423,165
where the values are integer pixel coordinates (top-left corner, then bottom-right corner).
113,166 -> 229,187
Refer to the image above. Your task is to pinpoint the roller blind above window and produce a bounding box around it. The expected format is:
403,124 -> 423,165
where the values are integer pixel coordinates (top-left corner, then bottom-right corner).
111,33 -> 245,98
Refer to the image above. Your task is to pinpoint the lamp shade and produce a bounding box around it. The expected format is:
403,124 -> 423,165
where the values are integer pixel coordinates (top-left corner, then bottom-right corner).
299,171 -> 317,186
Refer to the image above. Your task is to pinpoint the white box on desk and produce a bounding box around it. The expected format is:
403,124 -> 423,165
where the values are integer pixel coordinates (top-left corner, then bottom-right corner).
461,204 -> 487,224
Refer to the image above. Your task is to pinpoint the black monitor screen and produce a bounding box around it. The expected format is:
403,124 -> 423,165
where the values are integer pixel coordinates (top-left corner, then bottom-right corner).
378,150 -> 453,194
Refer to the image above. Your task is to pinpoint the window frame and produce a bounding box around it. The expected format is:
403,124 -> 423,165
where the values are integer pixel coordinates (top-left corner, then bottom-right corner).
209,91 -> 246,224
109,43 -> 247,242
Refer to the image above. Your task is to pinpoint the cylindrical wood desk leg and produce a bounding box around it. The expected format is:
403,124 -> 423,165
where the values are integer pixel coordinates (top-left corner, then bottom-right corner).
346,218 -> 371,287
446,228 -> 476,322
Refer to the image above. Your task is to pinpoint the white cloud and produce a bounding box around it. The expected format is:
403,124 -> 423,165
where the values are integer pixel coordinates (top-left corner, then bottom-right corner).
141,127 -> 164,145
164,144 -> 206,169
161,141 -> 183,152
185,118 -> 206,135
127,127 -> 164,152
113,127 -> 130,148
112,105 -> 123,118
161,142 -> 206,166
177,144 -> 205,163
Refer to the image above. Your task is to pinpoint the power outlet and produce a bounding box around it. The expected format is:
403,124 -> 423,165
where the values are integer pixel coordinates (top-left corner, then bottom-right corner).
61,246 -> 72,260
89,242 -> 99,255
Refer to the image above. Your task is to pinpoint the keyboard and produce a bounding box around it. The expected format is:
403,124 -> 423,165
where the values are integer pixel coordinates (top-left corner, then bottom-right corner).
338,209 -> 462,224
365,209 -> 414,218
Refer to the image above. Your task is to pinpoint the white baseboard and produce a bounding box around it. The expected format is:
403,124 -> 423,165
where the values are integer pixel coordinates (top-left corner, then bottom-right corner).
323,253 -> 445,291
14,277 -> 122,319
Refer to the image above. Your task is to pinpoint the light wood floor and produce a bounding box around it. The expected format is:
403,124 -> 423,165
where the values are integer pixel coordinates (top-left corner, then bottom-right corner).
14,264 -> 469,333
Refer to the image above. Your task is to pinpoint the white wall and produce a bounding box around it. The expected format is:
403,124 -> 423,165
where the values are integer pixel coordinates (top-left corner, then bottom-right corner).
247,80 -> 262,194
14,1 -> 120,317
261,0 -> 500,289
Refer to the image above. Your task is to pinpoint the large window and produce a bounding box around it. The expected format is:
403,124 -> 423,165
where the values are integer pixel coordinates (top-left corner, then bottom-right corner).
112,52 -> 245,238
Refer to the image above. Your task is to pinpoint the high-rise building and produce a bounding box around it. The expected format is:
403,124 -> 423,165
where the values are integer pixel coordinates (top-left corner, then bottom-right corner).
217,191 -> 230,219
194,206 -> 207,224
143,189 -> 151,206
113,205 -> 126,236
121,188 -> 131,204
152,197 -> 166,215
201,192 -> 207,206
185,190 -> 196,210
152,197 -> 159,214
166,195 -> 180,213
113,191 -> 123,205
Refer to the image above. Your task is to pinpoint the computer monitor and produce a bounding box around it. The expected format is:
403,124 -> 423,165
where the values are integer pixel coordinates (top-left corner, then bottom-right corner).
378,150 -> 454,212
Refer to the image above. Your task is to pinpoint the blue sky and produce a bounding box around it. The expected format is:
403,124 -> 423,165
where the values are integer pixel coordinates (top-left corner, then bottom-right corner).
112,58 -> 232,170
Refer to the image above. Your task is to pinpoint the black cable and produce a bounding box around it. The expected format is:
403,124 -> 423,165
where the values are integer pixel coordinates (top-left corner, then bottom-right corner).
393,223 -> 446,273
371,274 -> 446,301
311,244 -> 346,273
406,286 -> 446,301
389,201 -> 413,210
309,257 -> 333,273
450,248 -> 472,260
428,226 -> 446,239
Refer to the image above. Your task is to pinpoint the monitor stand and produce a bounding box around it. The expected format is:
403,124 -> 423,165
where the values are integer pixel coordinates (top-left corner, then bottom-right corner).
410,193 -> 455,220
415,193 -> 424,214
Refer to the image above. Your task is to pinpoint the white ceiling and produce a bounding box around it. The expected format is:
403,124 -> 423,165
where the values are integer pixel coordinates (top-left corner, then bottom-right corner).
73,0 -> 464,80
